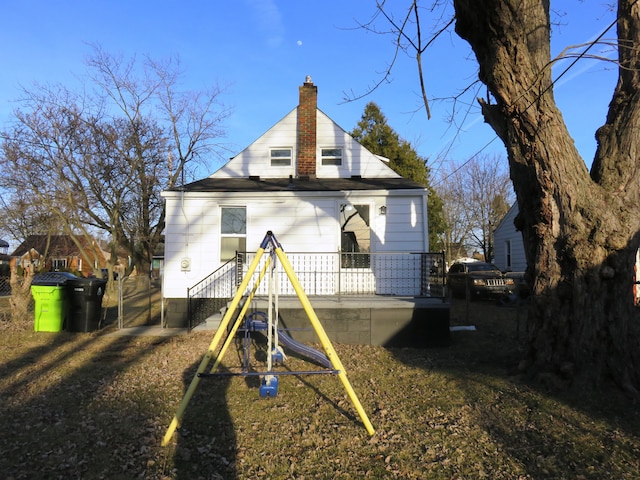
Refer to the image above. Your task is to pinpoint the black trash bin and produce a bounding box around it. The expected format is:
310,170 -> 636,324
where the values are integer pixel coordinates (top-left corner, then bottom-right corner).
67,277 -> 107,332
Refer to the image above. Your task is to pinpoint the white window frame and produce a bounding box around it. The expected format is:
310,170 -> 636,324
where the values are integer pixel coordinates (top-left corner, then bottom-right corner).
220,206 -> 247,262
321,147 -> 343,166
52,258 -> 68,270
270,147 -> 292,167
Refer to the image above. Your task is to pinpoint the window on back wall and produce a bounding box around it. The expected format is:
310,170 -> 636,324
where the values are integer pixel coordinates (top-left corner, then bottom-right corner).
221,206 -> 247,262
340,204 -> 370,268
270,148 -> 292,166
321,147 -> 342,166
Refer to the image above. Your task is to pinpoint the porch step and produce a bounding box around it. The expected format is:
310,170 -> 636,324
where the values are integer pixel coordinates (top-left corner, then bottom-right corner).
192,311 -> 222,331
192,297 -> 245,331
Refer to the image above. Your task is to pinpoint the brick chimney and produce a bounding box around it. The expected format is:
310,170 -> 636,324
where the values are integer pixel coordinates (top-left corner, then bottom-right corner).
297,76 -> 317,177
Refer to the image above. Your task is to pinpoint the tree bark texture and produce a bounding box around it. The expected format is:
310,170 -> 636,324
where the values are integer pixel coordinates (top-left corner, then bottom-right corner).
9,265 -> 34,322
453,0 -> 640,391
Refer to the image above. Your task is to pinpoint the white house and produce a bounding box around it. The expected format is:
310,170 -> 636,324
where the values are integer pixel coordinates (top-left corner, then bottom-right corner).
493,203 -> 527,273
494,203 -> 640,306
160,78 -> 446,336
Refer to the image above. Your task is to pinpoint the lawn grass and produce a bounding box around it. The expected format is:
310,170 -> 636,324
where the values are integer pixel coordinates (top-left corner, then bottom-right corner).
0,298 -> 639,479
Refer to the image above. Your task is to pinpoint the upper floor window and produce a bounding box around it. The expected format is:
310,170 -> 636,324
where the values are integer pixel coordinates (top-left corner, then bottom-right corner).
321,147 -> 342,166
270,148 -> 292,166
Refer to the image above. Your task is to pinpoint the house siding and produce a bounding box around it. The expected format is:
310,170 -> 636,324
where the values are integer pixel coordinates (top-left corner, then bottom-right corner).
493,204 -> 527,273
378,197 -> 427,252
213,110 -> 400,180
163,191 -> 427,298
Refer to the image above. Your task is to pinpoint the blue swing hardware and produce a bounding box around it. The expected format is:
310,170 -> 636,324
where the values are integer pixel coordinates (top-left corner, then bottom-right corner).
259,375 -> 279,398
196,312 -> 338,386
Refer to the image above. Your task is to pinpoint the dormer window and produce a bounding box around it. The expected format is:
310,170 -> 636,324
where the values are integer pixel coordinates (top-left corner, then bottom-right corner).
321,147 -> 342,166
270,148 -> 292,166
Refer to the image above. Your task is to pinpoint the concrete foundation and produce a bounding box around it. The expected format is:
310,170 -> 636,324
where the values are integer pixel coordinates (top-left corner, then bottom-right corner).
183,296 -> 451,348
165,298 -> 189,328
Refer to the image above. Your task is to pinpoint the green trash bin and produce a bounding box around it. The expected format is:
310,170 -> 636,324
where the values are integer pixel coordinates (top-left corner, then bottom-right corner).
31,272 -> 78,332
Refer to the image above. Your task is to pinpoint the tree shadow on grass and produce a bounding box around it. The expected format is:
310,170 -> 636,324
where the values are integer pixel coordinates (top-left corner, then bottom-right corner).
383,298 -> 640,479
171,362 -> 236,479
0,329 -> 184,478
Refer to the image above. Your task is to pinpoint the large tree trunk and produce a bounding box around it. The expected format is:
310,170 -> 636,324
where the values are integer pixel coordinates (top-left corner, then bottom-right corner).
453,0 -> 640,391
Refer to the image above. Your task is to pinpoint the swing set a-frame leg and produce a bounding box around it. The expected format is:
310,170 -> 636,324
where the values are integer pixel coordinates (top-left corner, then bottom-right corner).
207,256 -> 272,375
161,244 -> 269,447
273,246 -> 375,436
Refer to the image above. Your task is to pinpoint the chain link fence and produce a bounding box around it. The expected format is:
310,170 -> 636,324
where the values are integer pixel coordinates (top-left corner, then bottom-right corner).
114,275 -> 162,328
0,277 -> 11,297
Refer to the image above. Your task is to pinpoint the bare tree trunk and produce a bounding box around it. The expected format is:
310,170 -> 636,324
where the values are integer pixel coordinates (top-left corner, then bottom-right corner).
453,0 -> 640,391
9,264 -> 35,322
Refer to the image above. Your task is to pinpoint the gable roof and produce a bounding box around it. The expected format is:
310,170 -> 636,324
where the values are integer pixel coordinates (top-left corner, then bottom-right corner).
11,235 -> 96,257
210,107 -> 402,181
166,79 -> 416,196
494,203 -> 519,235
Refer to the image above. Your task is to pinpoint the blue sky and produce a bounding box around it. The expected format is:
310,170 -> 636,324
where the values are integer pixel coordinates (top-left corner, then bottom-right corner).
0,1 -> 618,179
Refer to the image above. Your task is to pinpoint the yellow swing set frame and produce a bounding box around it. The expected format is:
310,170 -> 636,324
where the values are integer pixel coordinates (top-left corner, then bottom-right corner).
162,231 -> 375,446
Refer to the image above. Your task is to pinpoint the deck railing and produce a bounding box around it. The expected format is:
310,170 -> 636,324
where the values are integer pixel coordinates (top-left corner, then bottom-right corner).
187,251 -> 446,329
242,251 -> 446,297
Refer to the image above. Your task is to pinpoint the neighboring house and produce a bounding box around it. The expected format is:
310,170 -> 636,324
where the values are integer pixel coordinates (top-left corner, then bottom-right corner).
494,204 -> 640,306
0,239 -> 10,269
0,240 -> 10,295
10,234 -> 107,277
161,78 -> 446,336
493,204 -> 527,273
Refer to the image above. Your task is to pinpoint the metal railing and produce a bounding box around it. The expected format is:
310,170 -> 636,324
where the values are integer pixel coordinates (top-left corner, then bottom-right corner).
187,254 -> 243,330
242,251 -> 446,297
187,251 -> 446,329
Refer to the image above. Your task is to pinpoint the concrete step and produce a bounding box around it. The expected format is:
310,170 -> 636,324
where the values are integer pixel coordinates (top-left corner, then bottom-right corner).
192,313 -> 221,331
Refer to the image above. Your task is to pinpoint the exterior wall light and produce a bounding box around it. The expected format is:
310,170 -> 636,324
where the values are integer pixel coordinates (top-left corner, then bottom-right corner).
379,206 -> 387,215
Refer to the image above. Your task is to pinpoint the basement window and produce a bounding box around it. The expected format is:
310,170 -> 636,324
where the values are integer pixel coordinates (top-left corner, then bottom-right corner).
321,147 -> 342,166
270,148 -> 292,166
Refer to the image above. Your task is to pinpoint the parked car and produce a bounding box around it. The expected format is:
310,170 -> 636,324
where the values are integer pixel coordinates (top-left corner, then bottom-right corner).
447,260 -> 516,299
